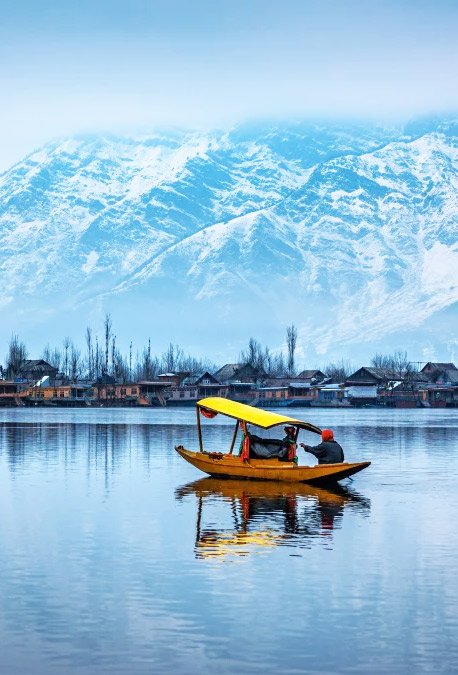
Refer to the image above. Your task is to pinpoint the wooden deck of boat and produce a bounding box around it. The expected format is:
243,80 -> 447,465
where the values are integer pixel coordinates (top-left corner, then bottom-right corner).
175,446 -> 370,484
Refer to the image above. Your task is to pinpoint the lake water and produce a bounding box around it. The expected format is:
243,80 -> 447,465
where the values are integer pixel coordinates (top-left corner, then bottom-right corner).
0,407 -> 457,674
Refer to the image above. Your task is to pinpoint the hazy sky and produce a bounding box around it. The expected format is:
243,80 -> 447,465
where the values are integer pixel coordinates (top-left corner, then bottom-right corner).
1,0 -> 457,170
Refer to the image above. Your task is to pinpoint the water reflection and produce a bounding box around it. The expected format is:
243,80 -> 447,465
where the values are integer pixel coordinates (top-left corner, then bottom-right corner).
0,421 -> 183,472
1,409 -> 458,673
176,478 -> 370,559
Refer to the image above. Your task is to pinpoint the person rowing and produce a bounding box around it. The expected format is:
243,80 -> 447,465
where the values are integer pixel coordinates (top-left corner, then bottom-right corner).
300,429 -> 344,465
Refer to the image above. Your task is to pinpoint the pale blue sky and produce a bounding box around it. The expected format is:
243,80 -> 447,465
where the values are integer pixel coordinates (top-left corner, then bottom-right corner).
1,0 -> 457,170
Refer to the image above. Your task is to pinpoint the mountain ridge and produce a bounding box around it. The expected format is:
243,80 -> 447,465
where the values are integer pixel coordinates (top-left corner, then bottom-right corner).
0,119 -> 457,363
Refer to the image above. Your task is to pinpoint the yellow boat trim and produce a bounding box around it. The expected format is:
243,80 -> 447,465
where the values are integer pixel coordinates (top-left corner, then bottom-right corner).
197,396 -> 321,433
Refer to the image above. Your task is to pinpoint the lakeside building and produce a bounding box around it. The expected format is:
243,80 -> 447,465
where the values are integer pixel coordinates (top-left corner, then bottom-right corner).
418,363 -> 458,407
167,372 -> 226,405
26,384 -> 92,406
1,359 -> 458,408
18,360 -> 58,383
344,365 -> 458,407
0,380 -> 29,406
215,363 -> 266,385
296,369 -> 327,383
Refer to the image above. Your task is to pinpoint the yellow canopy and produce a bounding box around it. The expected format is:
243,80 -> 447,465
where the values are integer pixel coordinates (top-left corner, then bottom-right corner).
197,397 -> 321,434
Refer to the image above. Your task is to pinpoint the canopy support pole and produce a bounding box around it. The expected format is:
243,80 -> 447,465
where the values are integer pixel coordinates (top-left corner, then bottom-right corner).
196,406 -> 204,453
228,421 -> 239,454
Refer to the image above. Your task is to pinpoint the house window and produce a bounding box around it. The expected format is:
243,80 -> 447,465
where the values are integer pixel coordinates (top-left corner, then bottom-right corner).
131,388 -> 137,395
60,391 -> 65,398
121,388 -> 126,396
180,391 -> 185,398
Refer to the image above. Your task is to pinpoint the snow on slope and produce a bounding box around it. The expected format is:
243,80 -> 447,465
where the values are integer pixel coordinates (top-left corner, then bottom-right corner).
0,120 -> 457,359
109,129 -> 458,353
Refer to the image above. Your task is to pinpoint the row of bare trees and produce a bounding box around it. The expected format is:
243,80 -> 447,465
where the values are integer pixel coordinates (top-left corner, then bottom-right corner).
238,334 -> 418,383
370,350 -> 413,378
238,325 -> 299,377
3,317 -> 419,385
3,314 -> 215,383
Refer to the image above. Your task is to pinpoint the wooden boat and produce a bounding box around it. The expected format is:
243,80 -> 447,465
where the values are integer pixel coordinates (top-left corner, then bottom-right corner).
175,397 -> 370,484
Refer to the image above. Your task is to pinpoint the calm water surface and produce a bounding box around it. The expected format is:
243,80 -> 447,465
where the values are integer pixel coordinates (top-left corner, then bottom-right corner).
0,407 -> 457,674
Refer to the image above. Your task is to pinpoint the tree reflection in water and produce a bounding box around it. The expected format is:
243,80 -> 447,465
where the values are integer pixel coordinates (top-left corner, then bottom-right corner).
175,478 -> 371,559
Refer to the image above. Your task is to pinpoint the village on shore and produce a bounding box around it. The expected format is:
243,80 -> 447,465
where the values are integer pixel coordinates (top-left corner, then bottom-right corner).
1,358 -> 457,409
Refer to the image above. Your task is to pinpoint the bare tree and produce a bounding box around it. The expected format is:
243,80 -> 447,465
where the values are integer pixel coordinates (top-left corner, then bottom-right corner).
140,339 -> 154,380
42,344 -> 52,364
323,360 -> 352,383
391,350 -> 411,378
5,334 -> 28,378
272,351 -> 287,377
112,348 -> 129,383
263,346 -> 273,377
70,345 -> 81,382
94,337 -> 101,380
162,343 -> 185,373
240,338 -> 265,371
50,348 -> 62,371
85,327 -> 93,380
371,350 -> 412,379
63,337 -> 70,379
111,335 -> 116,376
286,324 -> 297,376
248,338 -> 260,367
104,313 -> 112,374
371,353 -> 393,370
41,344 -> 62,372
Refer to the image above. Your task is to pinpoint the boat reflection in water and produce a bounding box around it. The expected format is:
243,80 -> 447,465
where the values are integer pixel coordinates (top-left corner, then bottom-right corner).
175,478 -> 370,559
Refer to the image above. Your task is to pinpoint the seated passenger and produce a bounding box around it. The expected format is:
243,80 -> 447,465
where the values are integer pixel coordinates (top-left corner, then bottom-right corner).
300,429 -> 344,464
249,426 -> 295,461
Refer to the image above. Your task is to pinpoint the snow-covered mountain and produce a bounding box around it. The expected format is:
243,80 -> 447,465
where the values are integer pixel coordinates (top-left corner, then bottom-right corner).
1,119 -> 457,363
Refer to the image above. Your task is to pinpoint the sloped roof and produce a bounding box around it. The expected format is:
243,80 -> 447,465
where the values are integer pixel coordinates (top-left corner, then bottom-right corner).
214,363 -> 266,382
409,371 -> 429,383
422,362 -> 457,372
297,369 -> 326,379
22,359 -> 57,370
236,363 -> 267,378
436,369 -> 458,384
348,367 -> 398,381
183,371 -> 221,386
214,364 -> 241,381
364,367 -> 399,379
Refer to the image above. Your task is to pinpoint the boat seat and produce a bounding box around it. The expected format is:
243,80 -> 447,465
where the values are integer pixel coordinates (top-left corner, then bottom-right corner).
248,434 -> 289,460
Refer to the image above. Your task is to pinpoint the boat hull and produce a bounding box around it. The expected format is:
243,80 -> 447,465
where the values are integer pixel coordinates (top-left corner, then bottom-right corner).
175,446 -> 370,484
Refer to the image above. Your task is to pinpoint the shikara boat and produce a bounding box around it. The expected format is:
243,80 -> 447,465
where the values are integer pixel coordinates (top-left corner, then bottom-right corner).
175,397 -> 370,484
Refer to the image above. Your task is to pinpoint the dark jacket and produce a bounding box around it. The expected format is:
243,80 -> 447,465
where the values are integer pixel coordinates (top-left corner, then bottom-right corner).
302,440 -> 344,464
